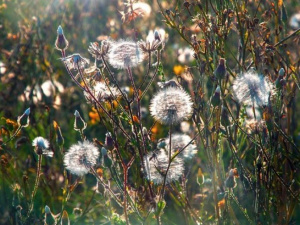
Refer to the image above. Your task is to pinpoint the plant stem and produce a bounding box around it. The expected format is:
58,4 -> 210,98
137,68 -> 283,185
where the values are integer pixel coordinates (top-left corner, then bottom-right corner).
27,154 -> 42,219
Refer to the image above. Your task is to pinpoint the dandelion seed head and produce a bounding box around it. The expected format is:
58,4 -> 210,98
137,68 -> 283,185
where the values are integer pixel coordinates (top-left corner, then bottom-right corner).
108,40 -> 144,69
232,70 -> 274,107
165,134 -> 197,160
64,140 -> 99,176
143,150 -> 184,184
150,87 -> 193,125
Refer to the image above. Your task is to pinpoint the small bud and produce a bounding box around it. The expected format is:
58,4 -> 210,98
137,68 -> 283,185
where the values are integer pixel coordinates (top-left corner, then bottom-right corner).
74,110 -> 87,131
53,121 -> 64,147
55,25 -> 69,51
278,68 -> 285,77
211,85 -> 221,107
214,58 -> 226,80
61,210 -> 70,225
44,205 -> 56,225
17,107 -> 30,127
276,68 -> 286,89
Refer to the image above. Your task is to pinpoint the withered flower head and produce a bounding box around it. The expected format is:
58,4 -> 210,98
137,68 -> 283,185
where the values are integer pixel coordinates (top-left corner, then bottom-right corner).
61,54 -> 90,71
84,81 -> 121,103
88,40 -> 111,60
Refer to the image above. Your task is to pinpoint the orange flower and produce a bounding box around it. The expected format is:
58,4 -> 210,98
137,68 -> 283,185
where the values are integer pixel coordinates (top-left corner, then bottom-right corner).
173,65 -> 184,76
89,108 -> 100,124
132,115 -> 140,124
97,168 -> 103,178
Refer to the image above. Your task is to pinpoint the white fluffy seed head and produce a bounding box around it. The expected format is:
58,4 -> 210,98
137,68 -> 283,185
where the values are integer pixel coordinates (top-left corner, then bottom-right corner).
232,70 -> 274,107
150,87 -> 193,125
165,134 -> 197,160
108,40 -> 144,69
143,150 -> 184,184
64,140 -> 99,176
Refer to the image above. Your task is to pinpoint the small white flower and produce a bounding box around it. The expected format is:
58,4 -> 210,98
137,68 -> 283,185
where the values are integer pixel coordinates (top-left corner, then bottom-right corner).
150,87 -> 193,125
165,134 -> 197,160
108,40 -> 144,69
32,136 -> 53,157
232,70 -> 274,107
64,141 -> 99,176
144,149 -> 184,184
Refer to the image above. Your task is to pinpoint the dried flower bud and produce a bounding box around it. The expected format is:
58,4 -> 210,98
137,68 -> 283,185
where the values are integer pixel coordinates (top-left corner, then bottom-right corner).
55,25 -> 69,51
276,68 -> 285,89
105,132 -> 114,150
74,110 -> 87,131
214,58 -> 226,80
17,108 -> 30,127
